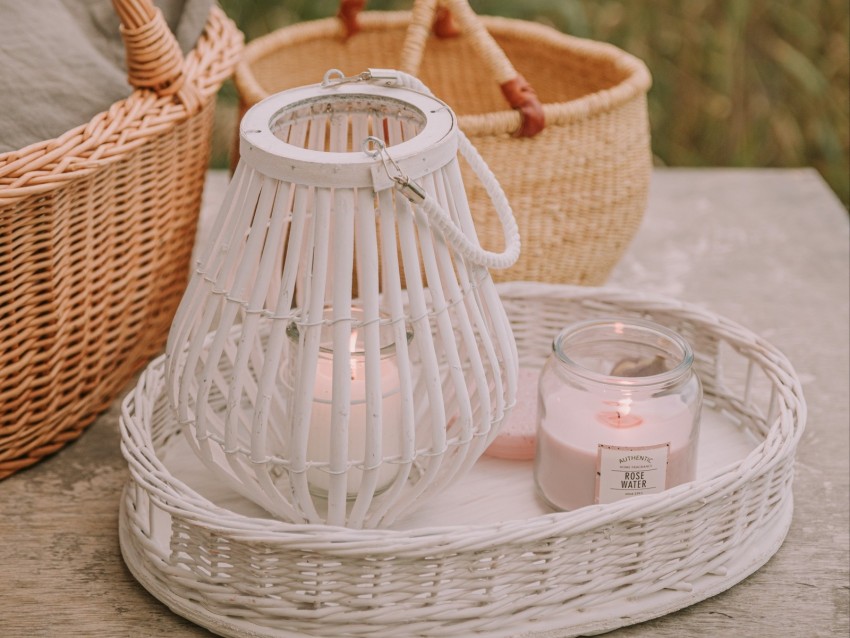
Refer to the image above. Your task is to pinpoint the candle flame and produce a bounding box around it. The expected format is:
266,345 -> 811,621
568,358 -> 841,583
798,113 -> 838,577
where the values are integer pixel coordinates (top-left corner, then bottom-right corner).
597,398 -> 642,429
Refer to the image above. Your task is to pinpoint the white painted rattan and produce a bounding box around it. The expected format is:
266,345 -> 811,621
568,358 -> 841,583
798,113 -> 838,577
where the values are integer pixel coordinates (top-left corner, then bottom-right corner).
164,70 -> 520,528
119,283 -> 806,638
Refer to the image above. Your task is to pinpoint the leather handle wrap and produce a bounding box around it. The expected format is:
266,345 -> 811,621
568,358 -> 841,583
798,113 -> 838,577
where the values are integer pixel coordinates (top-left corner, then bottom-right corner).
337,0 -> 366,38
500,75 -> 545,137
433,6 -> 460,37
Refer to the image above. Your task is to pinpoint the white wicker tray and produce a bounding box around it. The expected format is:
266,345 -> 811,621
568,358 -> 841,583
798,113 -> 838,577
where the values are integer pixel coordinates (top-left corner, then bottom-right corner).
118,283 -> 806,637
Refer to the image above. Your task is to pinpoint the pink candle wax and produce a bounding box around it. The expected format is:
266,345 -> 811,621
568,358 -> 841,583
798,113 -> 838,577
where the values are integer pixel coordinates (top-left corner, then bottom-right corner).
535,388 -> 697,511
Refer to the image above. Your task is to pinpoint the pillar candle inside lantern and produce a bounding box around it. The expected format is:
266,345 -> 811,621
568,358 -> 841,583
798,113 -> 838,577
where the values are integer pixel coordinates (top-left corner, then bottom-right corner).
306,328 -> 403,496
286,308 -> 410,499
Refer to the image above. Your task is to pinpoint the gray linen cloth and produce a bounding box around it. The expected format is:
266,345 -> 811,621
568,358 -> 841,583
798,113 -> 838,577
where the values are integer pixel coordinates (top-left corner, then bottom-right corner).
0,0 -> 215,153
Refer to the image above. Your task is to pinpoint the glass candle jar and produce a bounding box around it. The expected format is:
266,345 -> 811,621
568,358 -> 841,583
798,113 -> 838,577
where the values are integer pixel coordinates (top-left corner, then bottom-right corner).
534,318 -> 702,511
284,307 -> 412,498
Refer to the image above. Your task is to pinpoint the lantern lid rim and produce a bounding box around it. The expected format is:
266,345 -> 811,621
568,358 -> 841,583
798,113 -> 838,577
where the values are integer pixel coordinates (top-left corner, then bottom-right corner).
238,79 -> 457,190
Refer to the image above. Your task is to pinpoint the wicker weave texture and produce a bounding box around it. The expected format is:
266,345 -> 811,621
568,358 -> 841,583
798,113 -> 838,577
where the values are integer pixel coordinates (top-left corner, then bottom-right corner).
234,7 -> 652,286
0,2 -> 243,479
118,283 -> 806,637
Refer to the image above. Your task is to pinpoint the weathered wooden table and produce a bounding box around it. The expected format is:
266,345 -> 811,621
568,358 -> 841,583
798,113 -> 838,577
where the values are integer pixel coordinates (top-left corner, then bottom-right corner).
1,169 -> 848,637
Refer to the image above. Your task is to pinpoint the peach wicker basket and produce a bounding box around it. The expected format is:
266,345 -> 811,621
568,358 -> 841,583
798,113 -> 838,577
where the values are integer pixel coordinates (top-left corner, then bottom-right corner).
0,0 -> 242,479
117,283 -> 805,637
233,0 -> 653,287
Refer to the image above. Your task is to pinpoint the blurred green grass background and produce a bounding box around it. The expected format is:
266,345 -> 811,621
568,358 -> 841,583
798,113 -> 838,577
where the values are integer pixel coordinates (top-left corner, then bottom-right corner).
213,0 -> 850,207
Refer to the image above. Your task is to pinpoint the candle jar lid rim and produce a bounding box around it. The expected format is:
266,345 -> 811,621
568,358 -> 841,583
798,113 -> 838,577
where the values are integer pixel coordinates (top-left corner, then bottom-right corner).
552,317 -> 694,387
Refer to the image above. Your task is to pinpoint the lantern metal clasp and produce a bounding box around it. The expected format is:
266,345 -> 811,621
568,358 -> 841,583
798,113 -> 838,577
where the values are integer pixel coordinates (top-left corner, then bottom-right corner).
362,136 -> 426,204
321,68 -> 400,88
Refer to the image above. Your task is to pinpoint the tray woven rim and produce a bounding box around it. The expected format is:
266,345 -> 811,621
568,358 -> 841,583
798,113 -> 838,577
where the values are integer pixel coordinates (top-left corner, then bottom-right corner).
118,282 -> 807,636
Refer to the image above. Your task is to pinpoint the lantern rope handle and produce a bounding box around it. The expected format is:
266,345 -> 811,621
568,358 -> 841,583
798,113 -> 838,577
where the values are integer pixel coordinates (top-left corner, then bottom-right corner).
416,145 -> 520,270
345,69 -> 520,270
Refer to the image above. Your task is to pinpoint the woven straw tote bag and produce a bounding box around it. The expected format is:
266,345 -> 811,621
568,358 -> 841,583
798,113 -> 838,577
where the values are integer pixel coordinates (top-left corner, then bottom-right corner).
0,0 -> 242,479
233,0 -> 653,286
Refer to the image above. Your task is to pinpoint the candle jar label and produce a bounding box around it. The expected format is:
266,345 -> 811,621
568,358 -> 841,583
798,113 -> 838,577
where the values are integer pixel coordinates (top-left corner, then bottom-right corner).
595,443 -> 670,504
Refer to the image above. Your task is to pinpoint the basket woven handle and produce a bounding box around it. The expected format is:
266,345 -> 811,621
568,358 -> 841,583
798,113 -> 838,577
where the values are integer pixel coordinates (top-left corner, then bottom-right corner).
338,0 -> 544,137
111,0 -> 202,112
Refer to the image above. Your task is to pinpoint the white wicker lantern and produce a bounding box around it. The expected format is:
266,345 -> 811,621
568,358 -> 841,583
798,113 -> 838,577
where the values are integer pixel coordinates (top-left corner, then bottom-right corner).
165,69 -> 520,528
